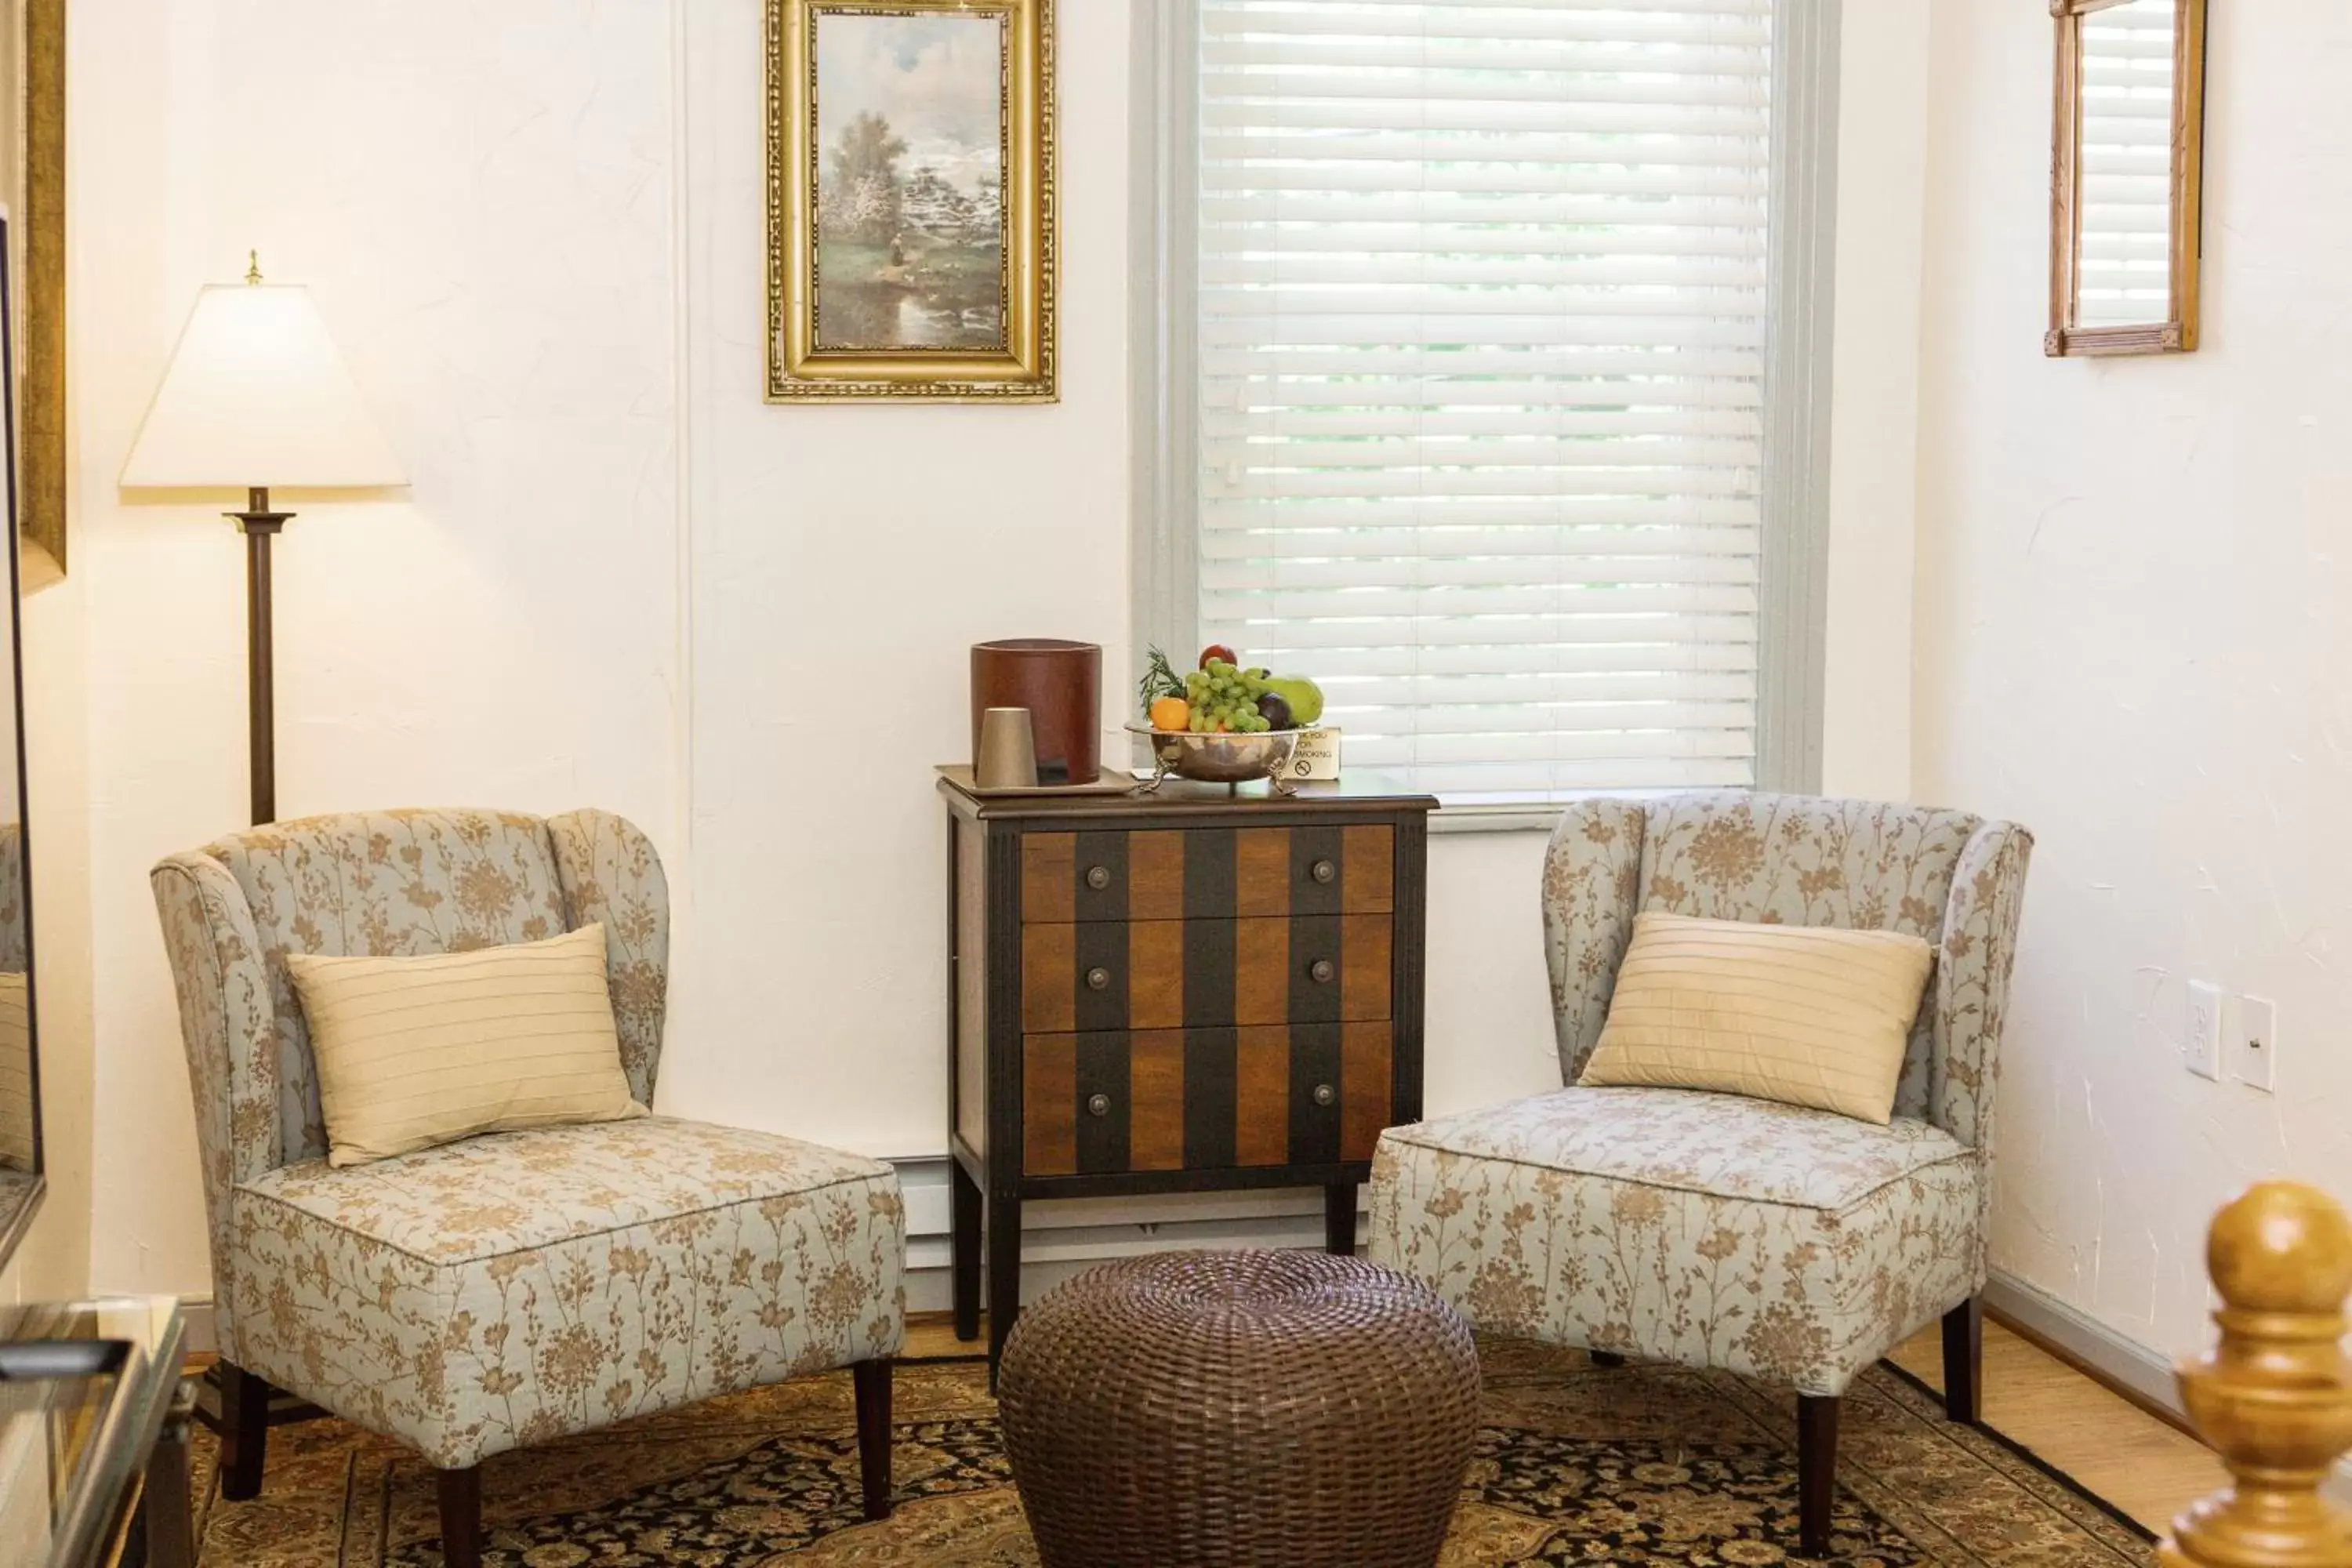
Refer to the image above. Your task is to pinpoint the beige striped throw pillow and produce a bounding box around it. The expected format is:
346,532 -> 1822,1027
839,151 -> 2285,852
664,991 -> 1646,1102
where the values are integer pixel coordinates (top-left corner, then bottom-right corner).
1579,912 -> 1934,1125
286,924 -> 646,1167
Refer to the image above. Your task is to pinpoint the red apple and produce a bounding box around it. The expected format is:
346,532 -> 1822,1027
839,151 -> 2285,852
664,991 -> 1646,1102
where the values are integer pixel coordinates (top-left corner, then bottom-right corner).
1200,643 -> 1237,669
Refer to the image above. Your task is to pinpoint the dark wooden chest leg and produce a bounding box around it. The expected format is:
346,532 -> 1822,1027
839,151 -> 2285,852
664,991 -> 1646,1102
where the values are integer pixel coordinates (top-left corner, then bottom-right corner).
950,1160 -> 983,1342
1797,1394 -> 1840,1559
987,1189 -> 1022,1386
436,1466 -> 482,1568
217,1363 -> 270,1501
1323,1181 -> 1358,1256
1942,1295 -> 1984,1423
853,1358 -> 895,1521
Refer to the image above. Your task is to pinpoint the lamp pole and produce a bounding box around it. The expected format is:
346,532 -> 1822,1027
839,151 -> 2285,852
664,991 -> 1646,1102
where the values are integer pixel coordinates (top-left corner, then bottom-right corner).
232,485 -> 290,826
119,252 -> 407,829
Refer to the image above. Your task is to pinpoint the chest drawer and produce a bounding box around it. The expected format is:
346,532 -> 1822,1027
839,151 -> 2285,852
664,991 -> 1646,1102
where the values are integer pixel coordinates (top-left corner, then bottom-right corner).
1022,1022 -> 1396,1178
945,775 -> 1436,1375
1022,914 -> 1391,1033
1022,826 -> 1394,923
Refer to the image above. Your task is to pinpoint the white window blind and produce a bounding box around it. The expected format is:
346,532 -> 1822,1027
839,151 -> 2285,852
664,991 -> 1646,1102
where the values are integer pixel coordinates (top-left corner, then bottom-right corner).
1192,0 -> 1780,802
2075,4 -> 2176,328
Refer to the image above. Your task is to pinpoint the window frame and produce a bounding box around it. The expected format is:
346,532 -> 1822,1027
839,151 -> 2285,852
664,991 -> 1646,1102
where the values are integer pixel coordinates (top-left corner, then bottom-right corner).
1131,0 -> 1843,826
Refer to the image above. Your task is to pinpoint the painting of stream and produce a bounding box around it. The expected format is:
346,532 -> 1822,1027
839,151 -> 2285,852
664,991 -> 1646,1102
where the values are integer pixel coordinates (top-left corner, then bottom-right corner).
811,9 -> 1009,354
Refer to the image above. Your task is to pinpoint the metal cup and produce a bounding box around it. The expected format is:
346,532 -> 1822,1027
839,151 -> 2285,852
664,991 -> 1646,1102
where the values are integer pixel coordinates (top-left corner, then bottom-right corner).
976,706 -> 1040,790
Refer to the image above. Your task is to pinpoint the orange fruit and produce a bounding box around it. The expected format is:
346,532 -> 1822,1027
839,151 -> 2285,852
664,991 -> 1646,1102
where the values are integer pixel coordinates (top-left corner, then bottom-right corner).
1149,695 -> 1189,731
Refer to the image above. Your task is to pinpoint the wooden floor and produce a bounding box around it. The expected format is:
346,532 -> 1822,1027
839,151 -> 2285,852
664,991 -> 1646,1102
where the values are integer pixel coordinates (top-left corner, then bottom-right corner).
912,1315 -> 2225,1536
904,1316 -> 985,1362
1889,1318 -> 2225,1534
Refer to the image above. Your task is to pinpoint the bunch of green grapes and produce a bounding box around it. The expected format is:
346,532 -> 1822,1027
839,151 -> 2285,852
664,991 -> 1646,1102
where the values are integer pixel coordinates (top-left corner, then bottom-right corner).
1182,659 -> 1276,733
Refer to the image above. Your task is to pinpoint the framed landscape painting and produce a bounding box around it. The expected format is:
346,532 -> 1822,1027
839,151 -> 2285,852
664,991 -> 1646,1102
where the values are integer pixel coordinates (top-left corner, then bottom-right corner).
768,0 -> 1057,403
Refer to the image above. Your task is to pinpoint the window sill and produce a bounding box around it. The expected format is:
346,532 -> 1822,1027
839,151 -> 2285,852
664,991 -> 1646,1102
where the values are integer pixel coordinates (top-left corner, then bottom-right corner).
1430,804 -> 1563,836
1428,786 -> 1719,836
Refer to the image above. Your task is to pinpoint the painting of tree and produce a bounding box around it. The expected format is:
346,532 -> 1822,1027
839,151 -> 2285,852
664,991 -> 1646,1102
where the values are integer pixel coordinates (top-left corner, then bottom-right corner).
811,11 -> 1008,352
824,111 -> 907,245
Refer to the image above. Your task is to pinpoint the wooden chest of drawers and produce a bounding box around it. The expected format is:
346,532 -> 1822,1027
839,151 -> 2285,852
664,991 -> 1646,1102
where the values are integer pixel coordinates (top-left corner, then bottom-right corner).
940,773 -> 1436,1372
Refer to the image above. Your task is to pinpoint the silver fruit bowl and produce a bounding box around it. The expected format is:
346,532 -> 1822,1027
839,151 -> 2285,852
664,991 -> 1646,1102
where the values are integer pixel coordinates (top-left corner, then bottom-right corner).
1127,722 -> 1316,795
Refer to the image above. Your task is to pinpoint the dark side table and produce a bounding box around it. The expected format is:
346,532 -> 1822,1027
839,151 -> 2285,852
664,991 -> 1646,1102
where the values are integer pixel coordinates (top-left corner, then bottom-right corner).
939,771 -> 1436,1374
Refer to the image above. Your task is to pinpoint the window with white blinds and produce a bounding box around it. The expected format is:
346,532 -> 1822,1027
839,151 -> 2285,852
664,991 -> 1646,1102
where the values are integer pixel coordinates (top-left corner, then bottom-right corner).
1183,0 -> 1802,804
2074,4 -> 2176,328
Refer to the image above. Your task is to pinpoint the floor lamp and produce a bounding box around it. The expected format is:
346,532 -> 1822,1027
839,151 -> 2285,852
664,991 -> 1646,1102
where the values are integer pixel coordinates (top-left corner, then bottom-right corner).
120,256 -> 406,825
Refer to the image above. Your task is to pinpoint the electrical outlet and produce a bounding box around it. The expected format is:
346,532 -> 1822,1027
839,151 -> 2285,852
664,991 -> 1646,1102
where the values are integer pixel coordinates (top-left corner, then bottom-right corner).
2231,995 -> 2277,1092
2185,980 -> 2223,1080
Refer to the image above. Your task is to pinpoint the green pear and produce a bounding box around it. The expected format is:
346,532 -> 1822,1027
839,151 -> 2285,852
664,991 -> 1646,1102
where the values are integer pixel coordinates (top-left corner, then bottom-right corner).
1266,677 -> 1324,727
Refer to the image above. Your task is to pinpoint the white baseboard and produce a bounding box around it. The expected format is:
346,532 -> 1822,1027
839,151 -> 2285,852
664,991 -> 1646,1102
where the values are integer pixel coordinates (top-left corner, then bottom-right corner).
180,1295 -> 216,1357
1985,1269 -> 2352,1508
1981,1272 -> 2187,1420
892,1154 -> 1354,1312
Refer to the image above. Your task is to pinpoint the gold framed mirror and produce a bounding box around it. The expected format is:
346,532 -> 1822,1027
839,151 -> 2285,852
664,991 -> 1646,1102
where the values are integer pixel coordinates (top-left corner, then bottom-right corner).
2048,0 -> 2208,358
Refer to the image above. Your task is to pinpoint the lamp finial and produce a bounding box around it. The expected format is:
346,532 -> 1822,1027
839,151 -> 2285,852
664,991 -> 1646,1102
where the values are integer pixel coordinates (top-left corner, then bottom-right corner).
245,250 -> 262,285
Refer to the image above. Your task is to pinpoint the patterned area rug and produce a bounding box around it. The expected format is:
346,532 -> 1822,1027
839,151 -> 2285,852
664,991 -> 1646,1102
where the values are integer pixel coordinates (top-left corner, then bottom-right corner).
191,1341 -> 2154,1566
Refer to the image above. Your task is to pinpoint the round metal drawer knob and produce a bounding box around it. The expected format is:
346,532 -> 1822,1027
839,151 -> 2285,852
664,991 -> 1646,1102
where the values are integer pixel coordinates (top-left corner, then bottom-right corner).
1087,1094 -> 1112,1118
1312,859 -> 1338,884
1312,1083 -> 1337,1108
1309,959 -> 1336,985
1087,967 -> 1112,992
1085,865 -> 1112,891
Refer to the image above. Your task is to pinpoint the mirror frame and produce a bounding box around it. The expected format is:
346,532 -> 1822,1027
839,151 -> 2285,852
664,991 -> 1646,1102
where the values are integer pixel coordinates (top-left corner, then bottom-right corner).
0,208 -> 41,1269
5,0 -> 67,586
2047,0 -> 2209,358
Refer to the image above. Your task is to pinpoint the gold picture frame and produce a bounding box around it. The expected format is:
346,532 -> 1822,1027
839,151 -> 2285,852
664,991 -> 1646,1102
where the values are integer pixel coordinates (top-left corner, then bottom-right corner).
766,0 -> 1058,403
2047,0 -> 2206,358
4,0 -> 64,582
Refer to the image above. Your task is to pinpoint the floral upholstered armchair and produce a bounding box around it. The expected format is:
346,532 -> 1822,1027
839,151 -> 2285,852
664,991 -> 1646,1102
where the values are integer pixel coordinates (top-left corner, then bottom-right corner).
1369,793 -> 2032,1561
152,809 -> 906,1568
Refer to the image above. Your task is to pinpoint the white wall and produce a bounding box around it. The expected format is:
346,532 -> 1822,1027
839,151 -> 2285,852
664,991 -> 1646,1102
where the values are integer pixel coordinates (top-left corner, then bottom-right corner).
66,0 -> 1930,1301
55,0 -> 2346,1385
657,0 -> 1137,1155
73,0 -> 684,1292
1914,0 -> 2352,1357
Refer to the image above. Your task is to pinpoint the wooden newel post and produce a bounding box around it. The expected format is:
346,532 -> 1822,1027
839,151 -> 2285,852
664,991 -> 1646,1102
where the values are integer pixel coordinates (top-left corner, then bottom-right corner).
2160,1181 -> 2352,1568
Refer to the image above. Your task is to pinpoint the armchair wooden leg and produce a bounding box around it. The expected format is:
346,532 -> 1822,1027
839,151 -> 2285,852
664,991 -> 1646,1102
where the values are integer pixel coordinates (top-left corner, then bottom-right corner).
1942,1296 -> 1984,1424
853,1359 -> 894,1522
436,1466 -> 481,1568
217,1364 -> 270,1502
1797,1395 -> 1839,1559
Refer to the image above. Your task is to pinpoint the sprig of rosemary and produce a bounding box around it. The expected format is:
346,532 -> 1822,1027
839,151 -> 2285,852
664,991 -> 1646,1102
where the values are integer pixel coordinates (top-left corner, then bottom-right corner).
1138,644 -> 1186,708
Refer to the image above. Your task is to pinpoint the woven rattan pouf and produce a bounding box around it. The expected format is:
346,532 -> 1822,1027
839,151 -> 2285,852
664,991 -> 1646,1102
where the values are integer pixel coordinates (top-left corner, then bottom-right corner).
997,1248 -> 1480,1568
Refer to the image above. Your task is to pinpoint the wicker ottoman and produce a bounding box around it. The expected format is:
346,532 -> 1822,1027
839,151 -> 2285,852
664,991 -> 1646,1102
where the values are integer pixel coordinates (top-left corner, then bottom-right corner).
997,1249 -> 1480,1568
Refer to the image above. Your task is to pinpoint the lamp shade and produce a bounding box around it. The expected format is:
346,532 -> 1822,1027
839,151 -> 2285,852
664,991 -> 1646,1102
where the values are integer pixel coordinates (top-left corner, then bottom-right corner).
120,282 -> 406,489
